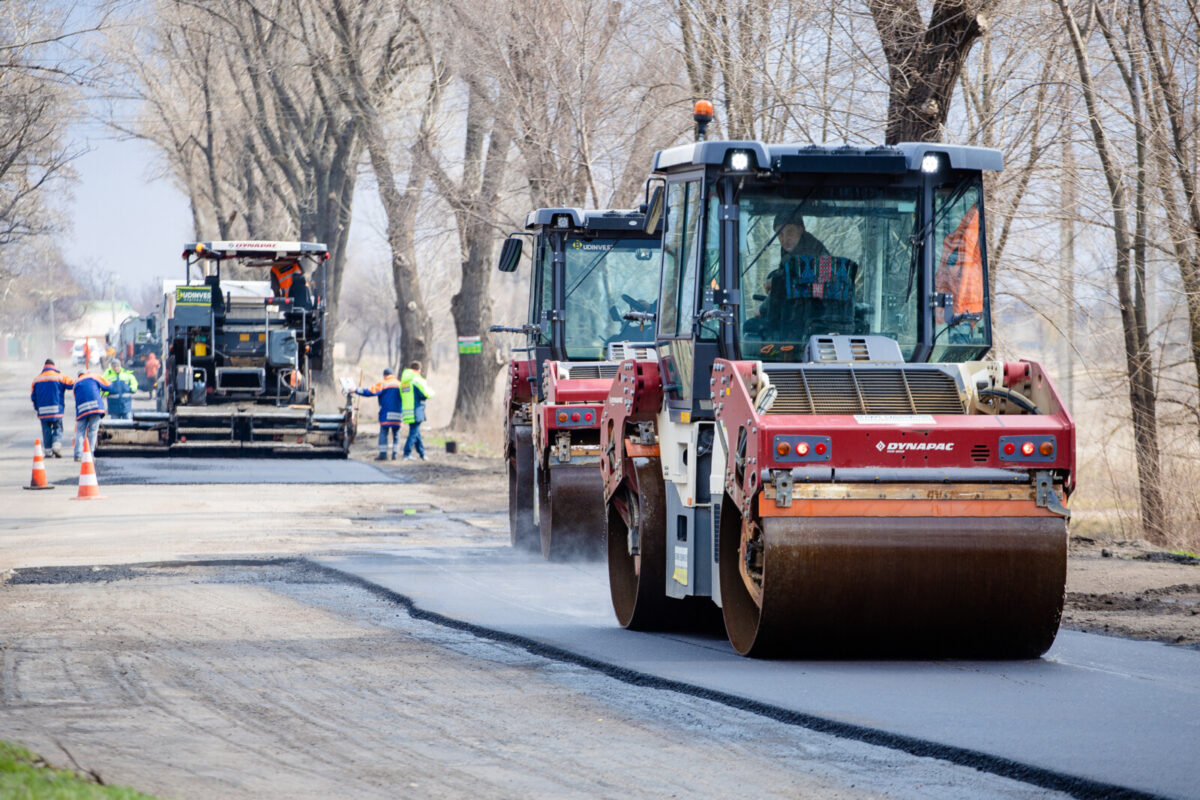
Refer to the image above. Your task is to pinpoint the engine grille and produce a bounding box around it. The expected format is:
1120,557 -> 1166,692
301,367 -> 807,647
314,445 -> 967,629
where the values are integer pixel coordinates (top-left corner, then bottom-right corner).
762,365 -> 966,415
567,363 -> 620,380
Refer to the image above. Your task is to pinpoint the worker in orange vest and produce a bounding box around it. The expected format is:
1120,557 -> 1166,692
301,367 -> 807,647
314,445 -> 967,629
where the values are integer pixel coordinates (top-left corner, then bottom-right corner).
271,261 -> 303,298
144,351 -> 160,398
935,204 -> 984,331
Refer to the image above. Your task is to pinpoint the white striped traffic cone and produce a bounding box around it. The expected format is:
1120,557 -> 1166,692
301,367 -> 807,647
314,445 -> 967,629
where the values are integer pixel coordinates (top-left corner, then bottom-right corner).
23,439 -> 54,490
71,436 -> 105,500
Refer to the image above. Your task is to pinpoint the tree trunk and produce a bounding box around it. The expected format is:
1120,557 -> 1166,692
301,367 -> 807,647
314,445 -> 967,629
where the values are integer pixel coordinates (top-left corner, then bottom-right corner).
1056,0 -> 1166,542
358,95 -> 436,368
1137,0 -> 1200,440
868,0 -> 990,143
430,84 -> 513,429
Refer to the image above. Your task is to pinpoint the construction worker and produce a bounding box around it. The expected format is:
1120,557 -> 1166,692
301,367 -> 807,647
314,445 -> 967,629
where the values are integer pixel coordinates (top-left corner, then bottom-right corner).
747,213 -> 832,338
270,260 -> 303,298
30,359 -> 73,457
144,351 -> 160,398
400,360 -> 435,461
103,360 -> 137,420
935,203 -> 984,334
357,367 -> 403,460
72,369 -> 111,460
103,359 -> 139,394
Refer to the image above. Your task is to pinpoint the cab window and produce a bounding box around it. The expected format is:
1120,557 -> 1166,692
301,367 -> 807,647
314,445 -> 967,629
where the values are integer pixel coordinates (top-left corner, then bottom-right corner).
659,180 -> 701,337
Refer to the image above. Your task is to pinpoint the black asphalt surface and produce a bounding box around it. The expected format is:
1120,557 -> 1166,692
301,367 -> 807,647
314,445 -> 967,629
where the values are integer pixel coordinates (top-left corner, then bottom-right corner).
58,456 -> 404,485
317,546 -> 1200,800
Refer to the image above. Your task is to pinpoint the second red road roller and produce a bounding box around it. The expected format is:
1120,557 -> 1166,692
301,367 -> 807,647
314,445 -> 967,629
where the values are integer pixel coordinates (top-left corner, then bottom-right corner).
493,207 -> 661,559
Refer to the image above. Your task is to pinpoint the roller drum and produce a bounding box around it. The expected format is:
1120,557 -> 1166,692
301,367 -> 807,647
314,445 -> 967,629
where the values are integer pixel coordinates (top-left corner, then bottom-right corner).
720,505 -> 1067,658
539,464 -> 606,561
607,457 -> 672,629
508,424 -> 538,551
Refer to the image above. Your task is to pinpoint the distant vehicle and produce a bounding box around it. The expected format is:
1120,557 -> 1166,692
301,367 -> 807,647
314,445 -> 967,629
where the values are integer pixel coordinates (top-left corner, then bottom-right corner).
491,207 -> 661,560
71,338 -> 103,368
114,314 -> 161,388
96,240 -> 356,457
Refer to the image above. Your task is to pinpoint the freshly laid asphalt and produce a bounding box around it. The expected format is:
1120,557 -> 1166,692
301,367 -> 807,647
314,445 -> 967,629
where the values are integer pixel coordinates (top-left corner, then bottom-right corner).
317,546 -> 1200,800
57,457 -> 403,485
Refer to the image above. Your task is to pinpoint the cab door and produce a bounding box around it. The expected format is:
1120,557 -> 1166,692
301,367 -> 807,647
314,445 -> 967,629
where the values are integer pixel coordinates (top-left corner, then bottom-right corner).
656,175 -> 707,420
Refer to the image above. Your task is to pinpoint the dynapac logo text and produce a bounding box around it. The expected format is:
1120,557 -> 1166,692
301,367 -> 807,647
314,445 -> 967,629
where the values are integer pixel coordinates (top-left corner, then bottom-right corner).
876,441 -> 955,452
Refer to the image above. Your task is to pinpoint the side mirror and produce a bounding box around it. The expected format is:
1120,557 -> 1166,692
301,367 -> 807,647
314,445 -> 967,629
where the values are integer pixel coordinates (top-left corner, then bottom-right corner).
643,185 -> 664,235
497,237 -> 523,273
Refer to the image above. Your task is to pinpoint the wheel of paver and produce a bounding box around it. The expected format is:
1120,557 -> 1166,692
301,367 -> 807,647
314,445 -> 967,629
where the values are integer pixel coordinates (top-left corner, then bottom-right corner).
606,456 -> 671,630
508,424 -> 538,551
538,465 -> 605,561
717,492 -> 1068,658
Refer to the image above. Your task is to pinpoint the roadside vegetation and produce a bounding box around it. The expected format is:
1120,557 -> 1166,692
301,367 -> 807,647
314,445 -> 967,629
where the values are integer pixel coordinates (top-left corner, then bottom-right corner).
0,741 -> 155,800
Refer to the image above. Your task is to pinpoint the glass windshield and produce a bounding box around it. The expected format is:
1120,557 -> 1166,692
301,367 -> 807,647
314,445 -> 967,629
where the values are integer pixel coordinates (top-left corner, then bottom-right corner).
931,180 -> 989,361
561,237 -> 659,360
735,183 -> 920,360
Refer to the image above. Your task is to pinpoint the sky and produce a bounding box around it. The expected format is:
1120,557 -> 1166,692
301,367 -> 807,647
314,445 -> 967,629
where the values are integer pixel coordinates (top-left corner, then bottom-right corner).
64,131 -> 190,295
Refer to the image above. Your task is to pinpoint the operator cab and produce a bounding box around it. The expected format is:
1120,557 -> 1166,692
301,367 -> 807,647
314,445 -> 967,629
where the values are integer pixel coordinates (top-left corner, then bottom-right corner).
496,208 -> 661,393
649,142 -> 1000,415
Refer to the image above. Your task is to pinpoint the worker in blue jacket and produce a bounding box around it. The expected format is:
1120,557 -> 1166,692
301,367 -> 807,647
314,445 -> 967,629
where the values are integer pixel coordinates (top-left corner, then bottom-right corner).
31,359 -> 73,457
357,367 -> 403,460
72,370 -> 111,460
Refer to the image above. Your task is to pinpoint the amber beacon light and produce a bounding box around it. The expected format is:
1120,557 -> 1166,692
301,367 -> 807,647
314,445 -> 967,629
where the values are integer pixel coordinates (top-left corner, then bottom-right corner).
694,100 -> 714,141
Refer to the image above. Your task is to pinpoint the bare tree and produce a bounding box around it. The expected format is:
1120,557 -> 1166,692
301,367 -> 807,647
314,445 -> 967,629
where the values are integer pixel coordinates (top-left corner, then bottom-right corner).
319,0 -> 442,367
426,79 -> 513,428
1055,0 -> 1166,541
868,0 -> 996,143
0,0 -> 86,251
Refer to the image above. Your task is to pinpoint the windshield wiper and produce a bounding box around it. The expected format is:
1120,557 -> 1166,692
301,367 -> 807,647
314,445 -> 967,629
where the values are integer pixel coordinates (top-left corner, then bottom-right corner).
564,243 -> 616,300
906,175 -> 975,300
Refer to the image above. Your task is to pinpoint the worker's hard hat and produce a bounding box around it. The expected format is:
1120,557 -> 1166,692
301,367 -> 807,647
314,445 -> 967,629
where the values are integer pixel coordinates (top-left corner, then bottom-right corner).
44,358 -> 55,366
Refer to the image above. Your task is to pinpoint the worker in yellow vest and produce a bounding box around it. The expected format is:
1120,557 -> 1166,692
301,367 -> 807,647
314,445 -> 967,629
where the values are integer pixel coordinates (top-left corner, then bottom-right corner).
400,361 -> 434,461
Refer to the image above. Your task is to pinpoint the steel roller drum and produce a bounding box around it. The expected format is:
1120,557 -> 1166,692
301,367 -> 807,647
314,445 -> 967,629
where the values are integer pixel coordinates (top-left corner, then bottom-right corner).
539,464 -> 606,561
508,425 -> 538,551
720,510 -> 1067,658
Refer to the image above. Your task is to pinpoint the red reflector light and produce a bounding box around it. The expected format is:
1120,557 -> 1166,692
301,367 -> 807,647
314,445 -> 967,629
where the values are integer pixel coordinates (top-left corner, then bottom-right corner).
180,435 -> 187,442
584,412 -> 593,421
1021,441 -> 1035,456
815,442 -> 827,455
571,412 -> 580,421
1040,441 -> 1054,456
1003,442 -> 1015,455
558,412 -> 567,422
796,442 -> 810,456
297,436 -> 304,443
776,441 -> 790,456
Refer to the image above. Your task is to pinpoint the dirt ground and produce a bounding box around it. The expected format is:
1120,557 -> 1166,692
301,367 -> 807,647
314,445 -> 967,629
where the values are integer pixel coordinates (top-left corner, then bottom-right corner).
2,358 -> 1197,797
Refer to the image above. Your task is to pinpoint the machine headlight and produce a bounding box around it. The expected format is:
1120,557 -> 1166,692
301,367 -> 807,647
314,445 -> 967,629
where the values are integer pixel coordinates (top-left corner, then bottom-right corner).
921,154 -> 941,173
729,151 -> 751,171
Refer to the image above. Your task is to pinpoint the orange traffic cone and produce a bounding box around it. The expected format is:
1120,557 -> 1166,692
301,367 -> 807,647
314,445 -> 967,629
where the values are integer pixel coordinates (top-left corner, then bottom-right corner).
71,437 -> 105,500
23,439 -> 55,490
